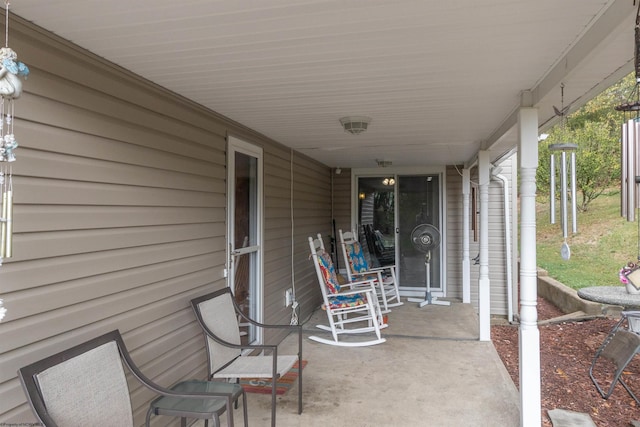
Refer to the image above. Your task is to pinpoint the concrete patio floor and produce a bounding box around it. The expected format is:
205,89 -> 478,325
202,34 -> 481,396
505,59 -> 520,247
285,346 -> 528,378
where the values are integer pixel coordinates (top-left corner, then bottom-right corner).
212,300 -> 521,427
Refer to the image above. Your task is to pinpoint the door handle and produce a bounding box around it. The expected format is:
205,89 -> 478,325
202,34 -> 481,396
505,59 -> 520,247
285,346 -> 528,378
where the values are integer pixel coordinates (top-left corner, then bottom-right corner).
396,228 -> 399,234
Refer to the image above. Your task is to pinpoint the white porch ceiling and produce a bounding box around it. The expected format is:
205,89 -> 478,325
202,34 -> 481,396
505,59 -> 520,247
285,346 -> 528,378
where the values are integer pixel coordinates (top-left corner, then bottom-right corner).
8,0 -> 636,168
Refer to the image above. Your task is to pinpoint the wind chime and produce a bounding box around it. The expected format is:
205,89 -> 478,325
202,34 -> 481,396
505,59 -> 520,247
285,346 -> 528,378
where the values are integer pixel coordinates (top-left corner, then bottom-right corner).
549,83 -> 578,260
0,0 -> 29,321
615,2 -> 640,261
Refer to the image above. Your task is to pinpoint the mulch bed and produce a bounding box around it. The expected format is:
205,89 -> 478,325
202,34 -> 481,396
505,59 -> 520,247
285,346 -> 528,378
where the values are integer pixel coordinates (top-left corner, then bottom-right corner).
491,297 -> 640,426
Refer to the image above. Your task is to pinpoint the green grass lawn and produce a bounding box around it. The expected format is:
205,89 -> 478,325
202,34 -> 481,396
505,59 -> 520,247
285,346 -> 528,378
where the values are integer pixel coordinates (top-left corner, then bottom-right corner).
536,190 -> 638,289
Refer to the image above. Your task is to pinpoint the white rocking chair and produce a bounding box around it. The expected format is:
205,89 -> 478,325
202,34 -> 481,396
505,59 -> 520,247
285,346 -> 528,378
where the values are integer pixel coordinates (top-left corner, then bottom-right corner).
339,229 -> 402,313
308,235 -> 386,347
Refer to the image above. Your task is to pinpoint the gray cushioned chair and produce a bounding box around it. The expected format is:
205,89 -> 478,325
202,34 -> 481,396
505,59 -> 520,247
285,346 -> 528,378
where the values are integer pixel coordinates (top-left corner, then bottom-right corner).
589,311 -> 640,403
191,287 -> 303,427
589,329 -> 640,403
18,329 -> 247,427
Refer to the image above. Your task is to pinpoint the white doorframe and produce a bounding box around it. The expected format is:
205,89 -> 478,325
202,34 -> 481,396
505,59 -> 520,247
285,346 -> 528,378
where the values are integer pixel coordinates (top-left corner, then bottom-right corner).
351,166 -> 447,297
227,135 -> 264,344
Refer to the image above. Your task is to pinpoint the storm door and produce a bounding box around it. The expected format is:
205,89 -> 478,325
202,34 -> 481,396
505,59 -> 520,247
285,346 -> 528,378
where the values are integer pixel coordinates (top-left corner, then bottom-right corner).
227,136 -> 263,344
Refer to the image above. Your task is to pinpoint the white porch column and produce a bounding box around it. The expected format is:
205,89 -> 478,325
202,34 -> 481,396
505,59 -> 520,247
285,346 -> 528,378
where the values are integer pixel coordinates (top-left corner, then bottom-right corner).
518,104 -> 541,427
462,168 -> 471,304
478,151 -> 491,341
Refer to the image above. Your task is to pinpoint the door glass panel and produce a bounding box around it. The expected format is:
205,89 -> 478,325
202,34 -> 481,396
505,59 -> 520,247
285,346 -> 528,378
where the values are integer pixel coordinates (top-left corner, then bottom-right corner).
234,153 -> 258,248
232,151 -> 259,344
398,175 -> 441,290
357,177 -> 395,268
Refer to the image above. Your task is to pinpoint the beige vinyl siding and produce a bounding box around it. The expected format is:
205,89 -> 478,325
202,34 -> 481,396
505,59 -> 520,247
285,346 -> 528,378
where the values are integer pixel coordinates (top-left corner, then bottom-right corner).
263,143 -> 295,329
464,158 -> 515,316
262,144 -> 332,331
0,17 -> 328,425
487,158 -> 515,317
445,165 -> 463,301
332,168 -> 352,236
291,154 -> 331,319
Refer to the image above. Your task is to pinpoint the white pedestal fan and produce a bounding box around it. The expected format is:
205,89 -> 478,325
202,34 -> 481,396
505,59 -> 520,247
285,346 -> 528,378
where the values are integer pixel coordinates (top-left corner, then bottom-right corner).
407,224 -> 450,307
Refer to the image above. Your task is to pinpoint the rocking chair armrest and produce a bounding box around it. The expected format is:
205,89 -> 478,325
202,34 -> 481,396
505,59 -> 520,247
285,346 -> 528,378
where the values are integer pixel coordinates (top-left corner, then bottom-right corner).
366,265 -> 396,273
329,287 -> 376,298
340,279 -> 377,292
343,278 -> 376,287
350,270 -> 383,279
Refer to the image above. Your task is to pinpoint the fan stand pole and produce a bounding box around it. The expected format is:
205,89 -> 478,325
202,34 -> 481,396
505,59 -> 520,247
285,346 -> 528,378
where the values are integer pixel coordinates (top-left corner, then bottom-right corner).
411,251 -> 450,307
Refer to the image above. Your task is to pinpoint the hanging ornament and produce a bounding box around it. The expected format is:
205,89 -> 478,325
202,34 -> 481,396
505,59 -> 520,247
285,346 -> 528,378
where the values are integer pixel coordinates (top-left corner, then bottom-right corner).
0,1 -> 29,322
549,83 -> 578,260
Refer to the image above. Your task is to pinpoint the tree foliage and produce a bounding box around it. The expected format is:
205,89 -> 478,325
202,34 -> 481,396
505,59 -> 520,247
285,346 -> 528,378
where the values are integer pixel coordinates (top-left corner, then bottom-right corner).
537,73 -> 636,211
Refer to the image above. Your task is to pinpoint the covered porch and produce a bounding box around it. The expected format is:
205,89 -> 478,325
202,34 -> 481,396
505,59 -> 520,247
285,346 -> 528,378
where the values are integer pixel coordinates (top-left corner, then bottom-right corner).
0,2 -> 636,426
210,301 -> 519,426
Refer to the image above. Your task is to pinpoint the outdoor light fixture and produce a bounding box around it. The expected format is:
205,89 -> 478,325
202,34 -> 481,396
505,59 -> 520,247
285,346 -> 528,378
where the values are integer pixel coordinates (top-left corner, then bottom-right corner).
382,177 -> 395,186
340,116 -> 371,135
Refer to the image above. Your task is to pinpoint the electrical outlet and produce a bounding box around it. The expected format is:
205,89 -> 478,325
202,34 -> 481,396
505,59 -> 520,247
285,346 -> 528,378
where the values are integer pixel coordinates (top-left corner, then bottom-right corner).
285,288 -> 293,307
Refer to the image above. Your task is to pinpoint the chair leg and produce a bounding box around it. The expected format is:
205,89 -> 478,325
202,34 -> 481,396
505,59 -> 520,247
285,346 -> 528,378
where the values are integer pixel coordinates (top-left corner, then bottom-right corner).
241,390 -> 249,427
271,376 -> 277,427
378,278 -> 389,312
145,407 -> 153,427
226,395 -> 235,427
619,377 -> 640,404
298,352 -> 303,415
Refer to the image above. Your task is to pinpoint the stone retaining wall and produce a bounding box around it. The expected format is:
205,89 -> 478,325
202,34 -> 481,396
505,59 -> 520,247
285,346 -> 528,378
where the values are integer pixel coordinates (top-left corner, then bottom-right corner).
537,268 -> 609,316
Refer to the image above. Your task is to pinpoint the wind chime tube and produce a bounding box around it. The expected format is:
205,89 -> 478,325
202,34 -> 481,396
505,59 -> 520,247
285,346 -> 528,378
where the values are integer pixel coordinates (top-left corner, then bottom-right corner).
550,153 -> 556,224
0,187 -> 6,259
622,121 -> 629,218
560,151 -> 568,238
4,188 -> 10,258
628,120 -> 636,222
636,120 -> 640,211
570,151 -> 577,234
